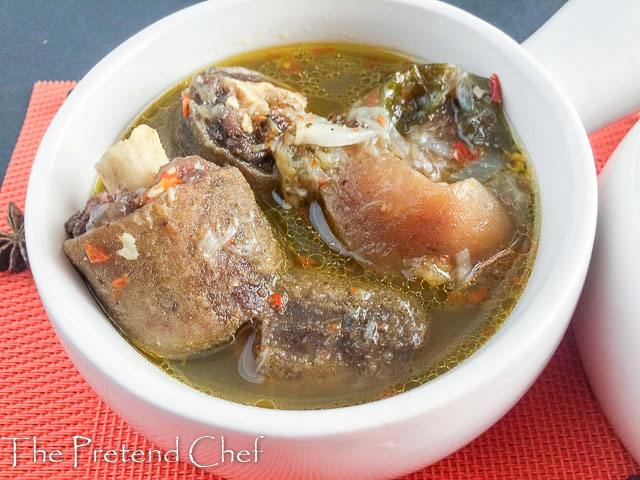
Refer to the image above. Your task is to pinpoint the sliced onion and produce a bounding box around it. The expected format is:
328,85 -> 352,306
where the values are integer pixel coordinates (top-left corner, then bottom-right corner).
455,248 -> 473,284
294,120 -> 375,147
238,331 -> 264,384
271,190 -> 292,210
309,201 -> 351,256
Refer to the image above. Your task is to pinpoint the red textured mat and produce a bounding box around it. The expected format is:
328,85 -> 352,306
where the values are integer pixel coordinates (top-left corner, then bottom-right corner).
1,82 -> 639,479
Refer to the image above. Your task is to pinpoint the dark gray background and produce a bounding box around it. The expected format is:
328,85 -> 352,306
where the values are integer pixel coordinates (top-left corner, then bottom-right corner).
0,0 -> 567,185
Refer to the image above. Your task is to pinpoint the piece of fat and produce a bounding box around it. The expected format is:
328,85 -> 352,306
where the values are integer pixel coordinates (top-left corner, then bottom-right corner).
95,124 -> 169,192
116,232 -> 139,260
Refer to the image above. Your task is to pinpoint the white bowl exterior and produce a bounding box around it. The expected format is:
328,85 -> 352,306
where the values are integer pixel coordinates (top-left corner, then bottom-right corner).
25,1 -> 597,478
574,119 -> 640,464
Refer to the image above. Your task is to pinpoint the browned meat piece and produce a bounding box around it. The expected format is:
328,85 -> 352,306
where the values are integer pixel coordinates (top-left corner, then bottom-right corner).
320,139 -> 516,277
63,156 -> 284,359
64,190 -> 144,238
254,270 -> 428,380
177,67 -> 307,191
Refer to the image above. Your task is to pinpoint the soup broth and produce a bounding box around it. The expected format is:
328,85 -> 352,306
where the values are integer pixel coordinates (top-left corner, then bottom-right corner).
112,43 -> 539,409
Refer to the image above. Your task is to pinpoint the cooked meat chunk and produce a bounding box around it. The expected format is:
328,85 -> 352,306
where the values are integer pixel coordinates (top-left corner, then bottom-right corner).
177,67 -> 307,191
320,139 -> 515,273
64,156 -> 430,369
64,190 -> 144,238
63,156 -> 284,359
254,270 -> 428,379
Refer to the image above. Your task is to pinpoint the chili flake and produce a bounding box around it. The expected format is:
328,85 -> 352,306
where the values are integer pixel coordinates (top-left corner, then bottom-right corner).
269,293 -> 283,308
159,167 -> 181,190
452,141 -> 477,163
298,256 -> 316,268
468,286 -> 488,303
366,93 -> 379,106
111,275 -> 129,290
181,92 -> 190,118
84,242 -> 110,263
489,73 -> 502,103
279,57 -> 302,74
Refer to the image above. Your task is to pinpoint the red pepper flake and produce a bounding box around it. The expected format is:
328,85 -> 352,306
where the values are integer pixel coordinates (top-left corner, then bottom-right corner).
351,287 -> 358,294
279,57 -> 302,74
159,167 -> 181,190
353,127 -> 359,133
298,256 -> 316,268
366,93 -> 379,106
376,113 -> 388,127
468,286 -> 488,303
269,293 -> 283,308
318,179 -> 328,188
489,73 -> 502,103
84,242 -> 110,263
310,157 -> 318,167
328,322 -> 341,332
452,141 -> 477,163
439,254 -> 450,264
111,275 -> 129,290
181,92 -> 190,118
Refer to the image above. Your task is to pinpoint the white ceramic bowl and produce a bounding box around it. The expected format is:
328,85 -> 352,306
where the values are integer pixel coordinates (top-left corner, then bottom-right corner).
25,1 -> 604,479
574,118 -> 640,464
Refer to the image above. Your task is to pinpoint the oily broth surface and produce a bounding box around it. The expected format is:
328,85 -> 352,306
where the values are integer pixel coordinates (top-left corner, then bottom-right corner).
119,43 -> 539,410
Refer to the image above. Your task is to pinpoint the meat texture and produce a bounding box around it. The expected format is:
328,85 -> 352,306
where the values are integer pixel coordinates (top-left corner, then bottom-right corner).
64,156 -> 284,359
254,269 -> 428,379
320,139 -> 515,273
177,67 -> 307,191
64,155 -> 429,377
64,190 -> 144,238
186,65 -> 518,284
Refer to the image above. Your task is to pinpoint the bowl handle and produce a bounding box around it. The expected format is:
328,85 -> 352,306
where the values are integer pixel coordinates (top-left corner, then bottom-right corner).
522,0 -> 640,134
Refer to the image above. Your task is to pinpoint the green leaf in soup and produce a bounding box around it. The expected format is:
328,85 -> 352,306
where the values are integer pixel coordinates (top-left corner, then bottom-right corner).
379,64 -> 458,135
376,64 -> 515,152
454,73 -> 515,151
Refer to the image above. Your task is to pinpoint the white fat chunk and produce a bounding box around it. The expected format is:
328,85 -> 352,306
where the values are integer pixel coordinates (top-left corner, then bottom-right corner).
116,232 -> 139,260
95,124 -> 169,192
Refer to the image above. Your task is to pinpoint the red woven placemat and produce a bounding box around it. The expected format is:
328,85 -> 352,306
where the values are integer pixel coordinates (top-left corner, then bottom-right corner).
1,82 -> 639,479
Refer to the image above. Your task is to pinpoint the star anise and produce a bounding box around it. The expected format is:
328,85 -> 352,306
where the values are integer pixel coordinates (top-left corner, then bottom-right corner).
0,202 -> 29,273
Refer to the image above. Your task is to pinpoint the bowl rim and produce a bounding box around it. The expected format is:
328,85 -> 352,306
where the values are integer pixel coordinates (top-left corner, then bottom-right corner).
25,0 -> 597,439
